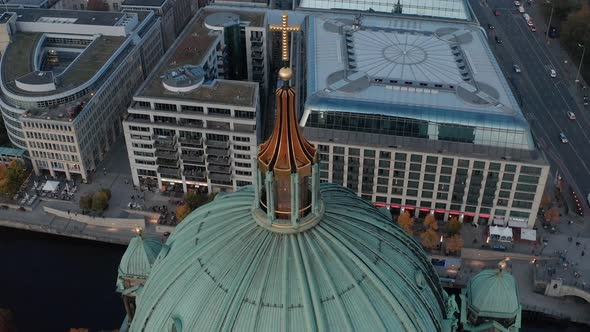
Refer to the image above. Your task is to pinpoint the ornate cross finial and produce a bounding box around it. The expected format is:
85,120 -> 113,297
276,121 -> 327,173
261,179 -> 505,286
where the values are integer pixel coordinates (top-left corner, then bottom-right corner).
270,13 -> 300,63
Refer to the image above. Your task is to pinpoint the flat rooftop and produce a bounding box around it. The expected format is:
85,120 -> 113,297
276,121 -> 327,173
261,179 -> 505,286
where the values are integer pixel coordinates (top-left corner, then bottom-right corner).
1,8 -> 125,26
135,7 -> 264,108
122,0 -> 166,7
1,32 -> 125,96
299,0 -> 470,21
306,14 -> 528,131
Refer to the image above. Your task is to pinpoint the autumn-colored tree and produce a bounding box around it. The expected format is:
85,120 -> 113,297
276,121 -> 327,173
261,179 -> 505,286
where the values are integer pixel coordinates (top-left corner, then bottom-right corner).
79,194 -> 93,211
445,235 -> 464,255
424,214 -> 438,231
544,207 -> 560,224
446,217 -> 462,235
176,204 -> 192,222
184,192 -> 206,210
397,211 -> 414,236
99,188 -> 111,200
540,193 -> 552,210
87,0 -> 109,11
91,191 -> 109,212
0,160 -> 28,197
561,5 -> 590,78
420,229 -> 439,250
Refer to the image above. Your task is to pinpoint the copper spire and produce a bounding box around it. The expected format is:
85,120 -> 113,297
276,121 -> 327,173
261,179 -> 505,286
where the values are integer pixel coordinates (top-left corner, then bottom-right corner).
257,14 -> 317,221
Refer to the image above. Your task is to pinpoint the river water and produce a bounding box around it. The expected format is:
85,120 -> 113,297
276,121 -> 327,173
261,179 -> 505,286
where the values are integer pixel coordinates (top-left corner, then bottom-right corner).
0,227 -> 126,331
0,227 -> 587,332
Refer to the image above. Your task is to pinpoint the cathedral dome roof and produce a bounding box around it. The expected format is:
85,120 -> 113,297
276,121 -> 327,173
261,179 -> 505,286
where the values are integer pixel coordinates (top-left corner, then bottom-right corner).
116,237 -> 162,291
467,269 -> 520,319
130,184 -> 453,331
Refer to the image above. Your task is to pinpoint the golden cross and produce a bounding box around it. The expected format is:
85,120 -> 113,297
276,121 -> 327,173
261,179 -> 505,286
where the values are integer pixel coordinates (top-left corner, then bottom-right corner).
270,13 -> 300,63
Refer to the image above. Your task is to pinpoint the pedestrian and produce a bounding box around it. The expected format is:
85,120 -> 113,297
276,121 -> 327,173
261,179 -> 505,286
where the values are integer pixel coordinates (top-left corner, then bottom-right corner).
582,251 -> 585,257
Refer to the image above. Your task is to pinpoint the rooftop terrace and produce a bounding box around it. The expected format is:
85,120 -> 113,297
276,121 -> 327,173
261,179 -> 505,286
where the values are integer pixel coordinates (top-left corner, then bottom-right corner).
1,33 -> 125,96
135,7 -> 263,108
0,8 -> 125,26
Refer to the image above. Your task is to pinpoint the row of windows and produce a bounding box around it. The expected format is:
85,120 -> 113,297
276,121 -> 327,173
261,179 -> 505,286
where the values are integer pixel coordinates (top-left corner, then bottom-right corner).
28,141 -> 76,153
25,131 -> 75,143
22,122 -> 73,132
144,103 -> 256,119
31,150 -> 79,162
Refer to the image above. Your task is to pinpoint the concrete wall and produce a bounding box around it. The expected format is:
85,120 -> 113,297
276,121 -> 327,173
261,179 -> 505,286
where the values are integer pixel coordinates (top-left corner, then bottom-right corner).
44,206 -> 145,229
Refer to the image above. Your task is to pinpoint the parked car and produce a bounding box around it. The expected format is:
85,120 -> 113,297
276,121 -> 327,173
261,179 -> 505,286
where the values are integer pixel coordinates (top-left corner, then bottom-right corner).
559,132 -> 568,143
567,111 -> 576,120
513,64 -> 521,73
550,69 -> 557,78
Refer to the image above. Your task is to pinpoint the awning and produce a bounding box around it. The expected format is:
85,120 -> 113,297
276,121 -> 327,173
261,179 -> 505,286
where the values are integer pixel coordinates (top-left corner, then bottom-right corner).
493,218 -> 506,226
42,180 -> 60,192
508,219 -> 528,228
521,228 -> 537,241
489,225 -> 513,242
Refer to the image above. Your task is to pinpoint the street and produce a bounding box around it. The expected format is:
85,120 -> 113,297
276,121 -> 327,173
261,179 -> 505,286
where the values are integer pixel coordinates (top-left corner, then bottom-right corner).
469,0 -> 590,212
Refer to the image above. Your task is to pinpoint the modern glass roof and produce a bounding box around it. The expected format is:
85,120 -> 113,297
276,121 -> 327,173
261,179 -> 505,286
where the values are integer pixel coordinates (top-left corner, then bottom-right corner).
298,0 -> 470,20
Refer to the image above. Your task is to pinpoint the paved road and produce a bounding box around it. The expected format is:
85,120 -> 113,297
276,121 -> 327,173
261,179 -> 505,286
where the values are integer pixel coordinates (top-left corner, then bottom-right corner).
469,0 -> 590,212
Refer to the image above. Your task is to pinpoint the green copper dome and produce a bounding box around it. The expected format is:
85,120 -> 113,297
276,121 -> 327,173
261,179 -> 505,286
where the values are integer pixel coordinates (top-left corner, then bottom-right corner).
130,184 -> 456,331
467,269 -> 520,319
116,236 -> 162,292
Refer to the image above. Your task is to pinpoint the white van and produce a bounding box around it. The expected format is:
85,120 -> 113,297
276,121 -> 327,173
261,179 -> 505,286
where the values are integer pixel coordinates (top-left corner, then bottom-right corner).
523,13 -> 530,21
518,5 -> 525,13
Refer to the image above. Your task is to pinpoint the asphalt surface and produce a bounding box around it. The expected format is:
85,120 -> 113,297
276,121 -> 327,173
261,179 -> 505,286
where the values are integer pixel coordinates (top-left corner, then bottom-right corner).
469,0 -> 590,210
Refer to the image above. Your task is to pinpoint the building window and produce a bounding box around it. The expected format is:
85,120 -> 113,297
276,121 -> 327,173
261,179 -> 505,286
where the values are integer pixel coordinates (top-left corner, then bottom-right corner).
505,164 -> 517,173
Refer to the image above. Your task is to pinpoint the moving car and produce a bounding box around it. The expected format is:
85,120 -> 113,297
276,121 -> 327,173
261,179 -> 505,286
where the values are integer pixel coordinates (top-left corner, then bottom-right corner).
567,111 -> 576,120
514,1 -> 521,6
495,9 -> 501,16
531,25 -> 537,32
518,5 -> 525,13
488,23 -> 494,30
583,95 -> 588,106
559,133 -> 568,143
513,64 -> 521,73
495,36 -> 503,44
550,69 -> 557,77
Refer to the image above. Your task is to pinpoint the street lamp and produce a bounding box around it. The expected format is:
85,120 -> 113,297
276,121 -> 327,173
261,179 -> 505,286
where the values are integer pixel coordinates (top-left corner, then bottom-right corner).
575,43 -> 586,85
546,1 -> 554,45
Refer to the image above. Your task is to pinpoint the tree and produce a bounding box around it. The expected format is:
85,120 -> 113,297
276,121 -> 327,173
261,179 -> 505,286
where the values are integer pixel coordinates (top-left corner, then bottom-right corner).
91,191 -> 109,212
540,193 -> 553,210
99,188 -> 111,200
420,229 -> 439,250
87,0 -> 109,11
184,192 -> 205,210
79,194 -> 93,211
176,204 -> 192,222
544,207 -> 560,224
446,217 -> 462,235
424,214 -> 438,231
0,160 -> 28,197
445,235 -> 464,255
397,211 -> 415,236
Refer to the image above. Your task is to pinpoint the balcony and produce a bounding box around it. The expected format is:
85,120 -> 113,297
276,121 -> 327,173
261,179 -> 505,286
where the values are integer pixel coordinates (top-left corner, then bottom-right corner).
181,153 -> 205,163
125,114 -> 151,124
208,155 -> 231,166
183,169 -> 205,181
158,166 -> 180,179
208,164 -> 231,174
178,120 -> 204,128
153,135 -> 177,150
207,147 -> 231,157
206,139 -> 230,149
156,158 -> 179,168
179,136 -> 203,147
209,172 -> 233,185
155,150 -> 178,160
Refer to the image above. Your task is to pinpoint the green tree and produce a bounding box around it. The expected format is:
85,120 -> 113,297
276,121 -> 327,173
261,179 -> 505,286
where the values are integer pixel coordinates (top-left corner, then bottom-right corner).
397,211 -> 415,236
184,192 -> 205,210
92,191 -> 109,212
446,217 -> 462,235
79,194 -> 93,211
420,229 -> 439,250
424,214 -> 438,231
176,204 -> 192,222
